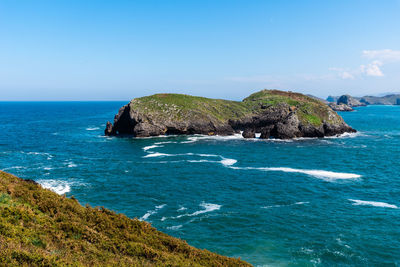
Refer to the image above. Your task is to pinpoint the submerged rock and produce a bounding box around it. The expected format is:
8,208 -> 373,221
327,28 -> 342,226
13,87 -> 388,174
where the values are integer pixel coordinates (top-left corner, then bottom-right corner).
105,90 -> 356,139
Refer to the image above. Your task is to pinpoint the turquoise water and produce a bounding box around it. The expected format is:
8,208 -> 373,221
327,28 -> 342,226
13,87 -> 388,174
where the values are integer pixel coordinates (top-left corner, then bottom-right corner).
1,102 -> 400,266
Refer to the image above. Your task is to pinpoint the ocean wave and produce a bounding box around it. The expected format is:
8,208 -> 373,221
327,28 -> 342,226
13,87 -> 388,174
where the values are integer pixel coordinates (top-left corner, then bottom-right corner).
154,141 -> 177,145
349,199 -> 398,209
1,166 -> 26,171
86,127 -> 100,131
326,131 -> 365,139
180,134 -> 244,144
187,159 -> 218,163
162,202 -> 221,221
140,204 -> 166,221
65,162 -> 77,168
167,225 -> 182,230
262,201 -> 309,209
263,167 -> 361,180
220,158 -> 237,166
143,152 -> 170,158
37,179 -> 71,195
235,166 -> 361,181
143,145 -> 162,151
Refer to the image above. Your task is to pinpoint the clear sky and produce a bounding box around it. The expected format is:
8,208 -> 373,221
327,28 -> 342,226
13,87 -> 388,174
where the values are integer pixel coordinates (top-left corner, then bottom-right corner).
1,0 -> 400,100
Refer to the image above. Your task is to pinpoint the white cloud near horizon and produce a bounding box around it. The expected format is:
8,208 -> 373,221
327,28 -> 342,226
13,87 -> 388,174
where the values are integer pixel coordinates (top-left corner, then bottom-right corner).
362,49 -> 400,62
360,60 -> 384,77
358,49 -> 400,77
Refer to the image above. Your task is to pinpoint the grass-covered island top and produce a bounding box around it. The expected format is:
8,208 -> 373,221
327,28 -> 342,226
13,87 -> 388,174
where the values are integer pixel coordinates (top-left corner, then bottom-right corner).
0,171 -> 250,266
105,89 -> 356,139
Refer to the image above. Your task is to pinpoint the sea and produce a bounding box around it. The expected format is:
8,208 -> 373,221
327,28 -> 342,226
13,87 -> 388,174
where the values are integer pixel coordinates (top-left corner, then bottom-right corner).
0,102 -> 399,266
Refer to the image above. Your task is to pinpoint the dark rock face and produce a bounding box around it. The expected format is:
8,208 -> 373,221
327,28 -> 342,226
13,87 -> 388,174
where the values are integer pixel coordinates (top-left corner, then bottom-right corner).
105,91 -> 356,139
337,95 -> 366,107
260,125 -> 275,139
328,103 -> 354,112
242,129 -> 255,138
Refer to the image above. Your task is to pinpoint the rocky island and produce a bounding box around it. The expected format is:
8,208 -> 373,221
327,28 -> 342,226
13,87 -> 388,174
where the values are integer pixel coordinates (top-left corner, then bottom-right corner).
105,89 -> 356,139
0,171 -> 249,266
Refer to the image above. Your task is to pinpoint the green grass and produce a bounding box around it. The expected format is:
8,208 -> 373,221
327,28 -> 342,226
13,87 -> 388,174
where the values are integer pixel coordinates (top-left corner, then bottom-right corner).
129,89 -> 344,127
0,171 -> 251,266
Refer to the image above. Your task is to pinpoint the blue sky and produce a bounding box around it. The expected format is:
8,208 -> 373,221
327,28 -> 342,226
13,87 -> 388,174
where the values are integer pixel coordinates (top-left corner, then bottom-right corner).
1,0 -> 400,100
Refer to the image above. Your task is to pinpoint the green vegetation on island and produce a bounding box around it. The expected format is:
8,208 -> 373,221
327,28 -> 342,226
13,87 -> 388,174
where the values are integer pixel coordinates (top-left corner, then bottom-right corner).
0,171 -> 250,266
106,89 -> 355,138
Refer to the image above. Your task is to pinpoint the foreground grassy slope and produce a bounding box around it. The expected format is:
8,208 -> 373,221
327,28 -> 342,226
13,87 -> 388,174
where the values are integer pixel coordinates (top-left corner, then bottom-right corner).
0,171 -> 250,266
130,89 -> 342,127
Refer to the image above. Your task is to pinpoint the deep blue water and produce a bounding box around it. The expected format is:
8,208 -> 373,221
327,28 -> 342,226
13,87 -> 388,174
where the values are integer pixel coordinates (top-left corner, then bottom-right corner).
1,102 -> 400,266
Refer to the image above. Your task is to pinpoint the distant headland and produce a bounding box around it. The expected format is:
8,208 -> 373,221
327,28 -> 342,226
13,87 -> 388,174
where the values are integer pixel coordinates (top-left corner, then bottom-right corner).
105,89 -> 356,139
325,93 -> 400,111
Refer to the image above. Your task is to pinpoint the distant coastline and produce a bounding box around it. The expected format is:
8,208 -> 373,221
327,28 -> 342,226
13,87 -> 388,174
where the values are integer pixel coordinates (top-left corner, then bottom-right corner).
325,93 -> 400,111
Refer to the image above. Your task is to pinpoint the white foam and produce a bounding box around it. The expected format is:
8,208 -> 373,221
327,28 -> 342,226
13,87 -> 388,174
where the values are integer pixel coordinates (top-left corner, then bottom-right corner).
177,202 -> 221,218
156,204 -> 166,209
191,202 -> 221,216
181,134 -> 244,144
86,127 -> 100,131
25,152 -> 53,158
167,225 -> 182,230
295,201 -> 309,205
220,158 -> 237,166
177,206 -> 187,211
140,204 -> 166,221
326,132 -> 364,139
64,161 -> 77,168
187,159 -> 217,163
37,180 -> 71,195
198,154 -> 220,157
349,199 -> 398,209
181,136 -> 199,143
163,202 -> 221,221
143,145 -> 162,151
262,201 -> 309,209
143,152 -> 170,158
257,167 -> 361,180
2,166 -> 26,171
154,141 -> 177,145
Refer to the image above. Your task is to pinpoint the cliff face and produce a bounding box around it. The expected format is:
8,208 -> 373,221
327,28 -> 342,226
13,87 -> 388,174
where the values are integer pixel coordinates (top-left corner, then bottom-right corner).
0,171 -> 250,266
337,95 -> 366,107
105,90 -> 356,139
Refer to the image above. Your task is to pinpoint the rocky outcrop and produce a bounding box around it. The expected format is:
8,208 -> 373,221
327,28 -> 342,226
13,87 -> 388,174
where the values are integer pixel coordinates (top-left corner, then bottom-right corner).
337,95 -> 366,107
328,103 -> 354,112
242,129 -> 255,138
105,90 -> 356,139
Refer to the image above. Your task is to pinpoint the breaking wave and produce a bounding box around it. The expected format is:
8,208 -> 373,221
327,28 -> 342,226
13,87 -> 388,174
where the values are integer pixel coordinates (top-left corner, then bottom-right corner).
37,179 -> 71,194
349,199 -> 398,209
86,127 -> 100,131
143,145 -> 162,151
162,202 -> 221,221
140,204 -> 167,221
